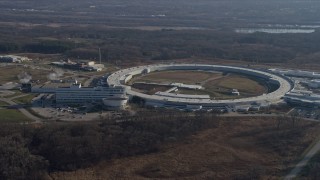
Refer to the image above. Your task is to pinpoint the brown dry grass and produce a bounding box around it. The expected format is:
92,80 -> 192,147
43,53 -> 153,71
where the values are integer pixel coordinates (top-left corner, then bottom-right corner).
205,74 -> 267,95
131,71 -> 267,99
50,117 -> 320,180
133,71 -> 221,84
0,65 -> 50,84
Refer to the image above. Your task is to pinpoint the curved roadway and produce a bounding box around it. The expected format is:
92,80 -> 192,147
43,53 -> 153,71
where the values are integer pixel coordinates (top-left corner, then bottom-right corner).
107,64 -> 293,105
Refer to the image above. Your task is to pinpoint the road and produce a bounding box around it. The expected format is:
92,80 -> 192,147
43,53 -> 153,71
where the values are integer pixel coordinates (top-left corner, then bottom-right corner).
0,97 -> 42,123
83,75 -> 97,87
284,139 -> 320,179
225,112 -> 320,179
284,107 -> 320,179
223,111 -> 320,179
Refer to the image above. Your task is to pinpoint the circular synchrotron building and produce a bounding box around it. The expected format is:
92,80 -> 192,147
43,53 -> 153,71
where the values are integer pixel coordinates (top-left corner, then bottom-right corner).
107,64 -> 293,110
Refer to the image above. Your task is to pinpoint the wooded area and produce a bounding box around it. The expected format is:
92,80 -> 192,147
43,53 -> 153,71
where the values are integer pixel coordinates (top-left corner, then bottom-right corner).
0,112 -> 319,179
1,0 -> 320,64
1,26 -> 320,64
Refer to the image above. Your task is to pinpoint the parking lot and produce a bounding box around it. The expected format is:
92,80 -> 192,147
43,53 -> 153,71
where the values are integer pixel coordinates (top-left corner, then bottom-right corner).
30,95 -> 127,121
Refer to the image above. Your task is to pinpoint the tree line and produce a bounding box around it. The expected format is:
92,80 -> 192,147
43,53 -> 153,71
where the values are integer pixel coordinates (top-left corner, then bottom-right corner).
1,26 -> 320,64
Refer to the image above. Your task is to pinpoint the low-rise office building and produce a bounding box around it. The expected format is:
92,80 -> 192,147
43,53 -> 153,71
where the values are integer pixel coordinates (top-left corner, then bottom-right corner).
32,82 -> 128,109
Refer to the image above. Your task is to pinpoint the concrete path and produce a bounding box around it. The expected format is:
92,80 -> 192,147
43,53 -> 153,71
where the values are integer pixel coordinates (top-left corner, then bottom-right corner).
284,140 -> 320,179
83,75 -> 97,87
199,73 -> 228,86
8,93 -> 30,100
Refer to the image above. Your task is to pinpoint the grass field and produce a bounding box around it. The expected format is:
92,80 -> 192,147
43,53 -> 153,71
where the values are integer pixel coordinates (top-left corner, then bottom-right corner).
199,74 -> 268,99
4,90 -> 24,98
176,88 -> 210,95
132,83 -> 171,95
50,117 -> 320,179
205,74 -> 267,95
0,65 -> 50,85
0,109 -> 31,123
0,100 -> 9,106
132,70 -> 222,85
131,71 -> 268,99
13,94 -> 37,104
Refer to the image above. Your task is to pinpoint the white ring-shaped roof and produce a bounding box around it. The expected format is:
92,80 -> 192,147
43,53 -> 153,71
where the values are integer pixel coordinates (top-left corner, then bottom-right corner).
107,64 -> 293,105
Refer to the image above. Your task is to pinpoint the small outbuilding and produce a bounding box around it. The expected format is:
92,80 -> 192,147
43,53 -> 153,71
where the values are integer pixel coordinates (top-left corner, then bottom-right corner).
231,89 -> 240,96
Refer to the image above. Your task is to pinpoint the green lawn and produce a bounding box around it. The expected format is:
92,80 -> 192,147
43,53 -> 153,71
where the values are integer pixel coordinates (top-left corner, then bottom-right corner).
0,109 -> 31,123
13,94 -> 37,104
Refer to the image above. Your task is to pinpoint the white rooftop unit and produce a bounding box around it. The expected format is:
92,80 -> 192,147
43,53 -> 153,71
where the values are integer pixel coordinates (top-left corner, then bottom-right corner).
186,104 -> 202,111
232,89 -> 240,96
87,61 -> 95,66
236,106 -> 250,112
170,83 -> 203,90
